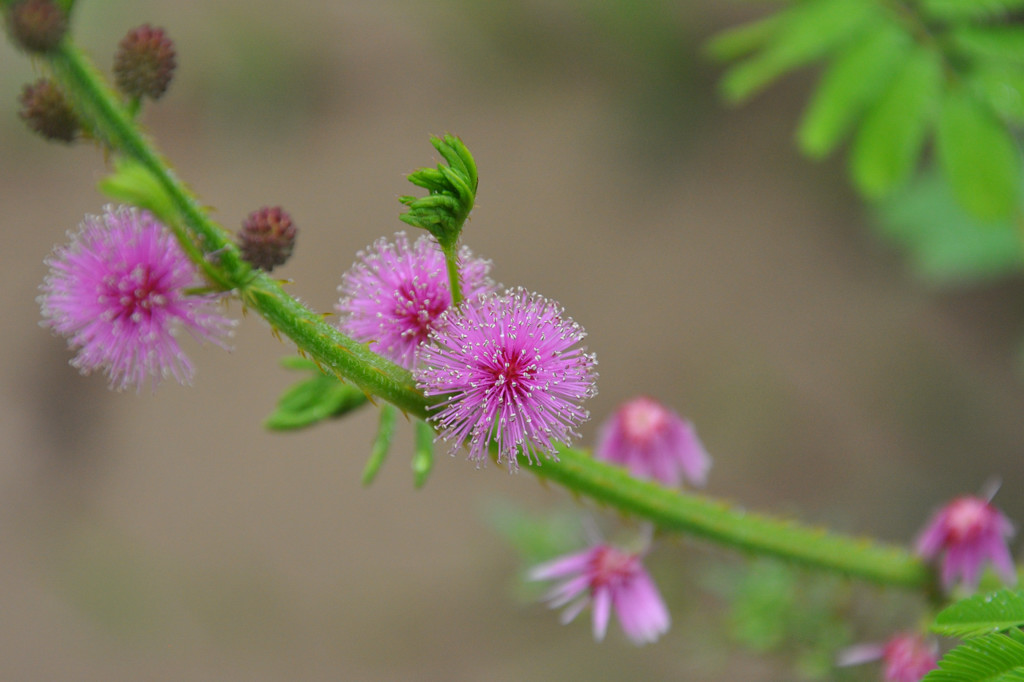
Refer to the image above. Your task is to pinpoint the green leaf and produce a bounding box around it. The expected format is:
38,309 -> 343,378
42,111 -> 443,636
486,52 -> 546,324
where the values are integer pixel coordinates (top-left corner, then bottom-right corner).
936,87 -> 1021,221
797,22 -> 911,158
98,156 -> 178,227
705,14 -> 783,62
412,419 -> 434,489
933,589 -> 1024,639
952,26 -> 1024,66
972,66 -> 1024,125
920,0 -> 1024,21
923,631 -> 1024,682
399,134 -> 478,247
849,45 -> 942,199
718,0 -> 880,103
361,404 -> 397,487
873,169 -> 1024,284
264,358 -> 368,431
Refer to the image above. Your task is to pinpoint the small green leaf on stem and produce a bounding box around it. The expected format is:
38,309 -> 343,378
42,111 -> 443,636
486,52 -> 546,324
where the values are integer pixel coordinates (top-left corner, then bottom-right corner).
362,404 -> 397,487
98,156 -> 178,227
398,134 -> 477,249
264,356 -> 368,431
412,419 -> 434,489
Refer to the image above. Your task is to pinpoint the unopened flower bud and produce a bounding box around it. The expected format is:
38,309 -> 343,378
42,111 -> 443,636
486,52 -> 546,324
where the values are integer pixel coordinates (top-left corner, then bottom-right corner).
19,79 -> 79,143
5,0 -> 67,53
113,24 -> 176,100
238,206 -> 297,271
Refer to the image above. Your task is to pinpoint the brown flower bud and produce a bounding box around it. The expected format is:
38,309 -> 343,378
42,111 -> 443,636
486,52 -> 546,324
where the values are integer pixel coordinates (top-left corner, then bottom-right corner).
113,24 -> 176,100
18,79 -> 79,143
5,0 -> 67,53
238,207 -> 297,271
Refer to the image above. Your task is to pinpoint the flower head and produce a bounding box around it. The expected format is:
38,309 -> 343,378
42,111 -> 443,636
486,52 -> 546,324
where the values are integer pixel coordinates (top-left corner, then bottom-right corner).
337,232 -> 495,369
415,288 -> 597,468
40,206 -> 233,391
530,542 -> 670,645
595,396 -> 710,487
838,633 -> 938,682
916,495 -> 1016,591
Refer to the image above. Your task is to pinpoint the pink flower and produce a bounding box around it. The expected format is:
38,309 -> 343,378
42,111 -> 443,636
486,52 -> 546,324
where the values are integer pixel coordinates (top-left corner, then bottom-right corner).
39,205 -> 233,391
916,495 -> 1016,591
594,396 -> 710,487
336,232 -> 495,369
415,288 -> 597,468
838,633 -> 938,682
530,543 -> 670,645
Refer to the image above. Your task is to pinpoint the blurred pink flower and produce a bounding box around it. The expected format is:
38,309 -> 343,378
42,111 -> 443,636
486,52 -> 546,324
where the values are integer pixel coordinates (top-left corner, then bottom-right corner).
40,205 -> 233,390
916,495 -> 1016,591
530,542 -> 669,645
838,632 -> 938,682
594,396 -> 710,487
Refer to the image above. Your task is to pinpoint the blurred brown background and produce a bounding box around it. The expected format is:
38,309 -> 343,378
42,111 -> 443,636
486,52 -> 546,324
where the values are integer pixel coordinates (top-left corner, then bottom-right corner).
3,1 -> 1024,680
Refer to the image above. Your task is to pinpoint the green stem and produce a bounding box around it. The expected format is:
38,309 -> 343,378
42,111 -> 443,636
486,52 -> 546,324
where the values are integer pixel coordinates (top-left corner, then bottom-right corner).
39,37 -> 933,592
442,243 -> 464,306
529,446 -> 931,589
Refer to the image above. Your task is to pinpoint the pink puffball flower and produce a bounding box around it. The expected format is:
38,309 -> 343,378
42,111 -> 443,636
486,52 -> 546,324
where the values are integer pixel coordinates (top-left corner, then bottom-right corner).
39,205 -> 233,391
837,633 -> 938,682
336,232 -> 495,369
415,288 -> 597,469
915,495 -> 1016,591
594,396 -> 710,487
529,543 -> 670,645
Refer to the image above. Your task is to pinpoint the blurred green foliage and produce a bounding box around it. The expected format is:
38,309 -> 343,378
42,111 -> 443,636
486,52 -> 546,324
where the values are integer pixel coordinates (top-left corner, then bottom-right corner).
711,0 -> 1024,283
711,558 -> 854,680
874,168 -> 1024,284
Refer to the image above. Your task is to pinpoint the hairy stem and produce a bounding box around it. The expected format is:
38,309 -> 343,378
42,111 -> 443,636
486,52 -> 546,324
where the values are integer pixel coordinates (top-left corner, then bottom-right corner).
442,243 -> 464,306
41,38 -> 932,591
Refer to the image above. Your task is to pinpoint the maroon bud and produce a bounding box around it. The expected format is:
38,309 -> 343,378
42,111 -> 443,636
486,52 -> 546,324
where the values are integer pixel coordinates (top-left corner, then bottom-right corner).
18,78 -> 79,143
5,0 -> 68,53
113,24 -> 176,100
238,207 -> 297,271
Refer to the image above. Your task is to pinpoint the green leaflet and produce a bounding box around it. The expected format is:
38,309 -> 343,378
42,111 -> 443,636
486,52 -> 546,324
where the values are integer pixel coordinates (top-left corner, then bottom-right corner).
797,22 -> 911,158
932,588 -> 1024,639
97,157 -> 178,228
361,404 -> 397,487
264,357 -> 369,431
717,0 -> 880,103
398,134 -> 477,249
971,66 -> 1024,125
952,25 -> 1024,65
920,0 -> 1024,21
849,45 -> 942,199
923,628 -> 1024,682
412,419 -> 434,489
705,13 -> 784,62
936,86 -> 1021,221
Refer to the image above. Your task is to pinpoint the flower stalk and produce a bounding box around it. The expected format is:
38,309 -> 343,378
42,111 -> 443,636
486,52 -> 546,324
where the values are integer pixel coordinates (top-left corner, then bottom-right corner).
36,36 -> 933,592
